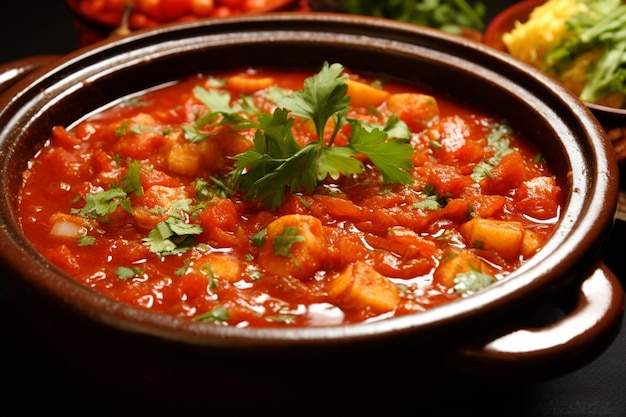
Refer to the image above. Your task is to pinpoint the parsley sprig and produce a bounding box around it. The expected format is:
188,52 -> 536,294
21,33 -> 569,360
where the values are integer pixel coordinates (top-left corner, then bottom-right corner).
231,62 -> 415,209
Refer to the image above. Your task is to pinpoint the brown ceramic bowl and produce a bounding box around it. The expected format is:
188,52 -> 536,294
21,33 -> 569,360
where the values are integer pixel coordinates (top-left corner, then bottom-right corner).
483,0 -> 626,130
0,13 -> 623,413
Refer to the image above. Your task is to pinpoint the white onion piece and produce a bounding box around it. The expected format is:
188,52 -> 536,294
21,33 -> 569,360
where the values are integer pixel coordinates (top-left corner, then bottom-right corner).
50,219 -> 86,238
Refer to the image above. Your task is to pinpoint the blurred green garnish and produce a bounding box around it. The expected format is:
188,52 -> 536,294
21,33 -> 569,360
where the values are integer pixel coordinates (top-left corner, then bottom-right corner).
343,0 -> 486,33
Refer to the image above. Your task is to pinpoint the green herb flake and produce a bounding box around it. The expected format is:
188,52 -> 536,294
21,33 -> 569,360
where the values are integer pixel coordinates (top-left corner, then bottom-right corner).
193,306 -> 231,323
265,314 -> 297,324
143,213 -> 203,256
470,122 -> 514,182
251,228 -> 267,247
454,266 -> 495,295
202,263 -> 219,290
273,226 -> 305,257
76,235 -> 96,246
116,266 -> 144,280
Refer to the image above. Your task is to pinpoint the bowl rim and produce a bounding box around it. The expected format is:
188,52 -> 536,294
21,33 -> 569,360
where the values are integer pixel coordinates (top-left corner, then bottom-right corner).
0,12 -> 620,351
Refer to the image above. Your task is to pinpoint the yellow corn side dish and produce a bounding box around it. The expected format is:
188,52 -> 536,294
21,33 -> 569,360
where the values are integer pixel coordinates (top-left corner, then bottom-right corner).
503,0 -> 626,109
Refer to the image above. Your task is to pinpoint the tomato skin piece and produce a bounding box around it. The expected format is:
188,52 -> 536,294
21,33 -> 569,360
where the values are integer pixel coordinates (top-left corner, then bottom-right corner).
47,244 -> 80,274
39,147 -> 94,182
416,165 -> 474,198
201,199 -> 239,232
199,198 -> 250,251
134,0 -> 192,21
309,194 -> 363,222
370,251 -> 434,279
515,176 -> 561,220
51,125 -> 81,148
242,0 -> 271,11
387,93 -> 439,132
140,168 -> 182,189
443,198 -> 472,222
190,0 -> 215,16
111,131 -> 165,160
323,227 -> 369,270
275,193 -> 311,216
216,0 -> 245,8
482,151 -> 529,194
211,5 -> 235,17
179,272 -> 209,300
467,194 -> 506,218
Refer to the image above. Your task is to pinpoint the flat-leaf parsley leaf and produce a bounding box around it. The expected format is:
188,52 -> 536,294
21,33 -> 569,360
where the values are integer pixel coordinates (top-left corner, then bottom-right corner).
232,62 -> 415,209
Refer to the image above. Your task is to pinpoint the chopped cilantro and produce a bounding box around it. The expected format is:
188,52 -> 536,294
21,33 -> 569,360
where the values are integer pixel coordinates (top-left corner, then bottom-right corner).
470,122 -> 514,182
181,86 -> 258,143
193,86 -> 236,113
273,226 -> 305,257
142,214 -> 203,256
194,176 -> 232,201
116,266 -> 144,280
74,188 -> 129,218
120,159 -> 143,197
251,228 -> 267,247
193,306 -> 231,323
115,120 -> 130,136
175,260 -> 191,276
202,263 -> 219,290
246,265 -> 264,281
73,160 -> 143,219
122,97 -> 153,107
414,184 -> 449,210
454,266 -> 495,295
265,314 -> 297,324
181,124 -> 211,143
76,235 -> 96,246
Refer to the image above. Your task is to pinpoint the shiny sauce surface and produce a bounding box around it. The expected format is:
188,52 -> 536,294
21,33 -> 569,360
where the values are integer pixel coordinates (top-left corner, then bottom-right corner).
18,67 -> 563,327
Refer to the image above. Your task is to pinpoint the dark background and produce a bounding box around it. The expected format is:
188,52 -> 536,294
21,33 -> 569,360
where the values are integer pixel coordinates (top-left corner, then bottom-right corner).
1,1 -> 625,416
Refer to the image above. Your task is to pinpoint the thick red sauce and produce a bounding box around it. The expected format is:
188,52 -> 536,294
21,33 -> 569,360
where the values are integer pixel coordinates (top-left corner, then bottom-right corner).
18,66 -> 562,327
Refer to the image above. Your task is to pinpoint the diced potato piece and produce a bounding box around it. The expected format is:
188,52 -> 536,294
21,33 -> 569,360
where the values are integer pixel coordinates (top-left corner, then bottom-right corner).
461,217 -> 524,260
521,229 -> 543,258
167,141 -> 223,176
167,142 -> 205,176
192,252 -> 244,283
433,249 -> 491,288
257,214 -> 327,280
327,261 -> 400,314
345,78 -> 391,107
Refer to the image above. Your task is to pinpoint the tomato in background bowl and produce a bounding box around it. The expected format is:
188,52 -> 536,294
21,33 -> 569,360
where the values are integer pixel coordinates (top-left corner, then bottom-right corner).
66,0 -> 297,44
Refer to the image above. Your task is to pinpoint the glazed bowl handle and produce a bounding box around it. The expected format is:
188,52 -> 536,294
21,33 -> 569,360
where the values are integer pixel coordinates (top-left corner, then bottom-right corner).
446,263 -> 624,381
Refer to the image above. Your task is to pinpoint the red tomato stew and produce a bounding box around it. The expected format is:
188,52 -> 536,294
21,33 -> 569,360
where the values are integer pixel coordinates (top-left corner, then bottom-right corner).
18,63 -> 563,327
